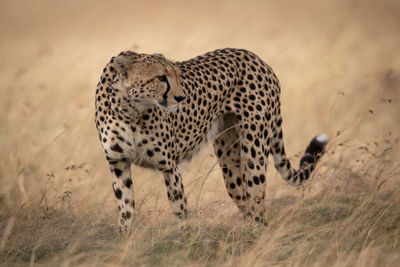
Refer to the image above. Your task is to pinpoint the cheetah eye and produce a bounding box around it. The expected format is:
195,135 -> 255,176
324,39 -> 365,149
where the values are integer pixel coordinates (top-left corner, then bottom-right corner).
157,75 -> 167,82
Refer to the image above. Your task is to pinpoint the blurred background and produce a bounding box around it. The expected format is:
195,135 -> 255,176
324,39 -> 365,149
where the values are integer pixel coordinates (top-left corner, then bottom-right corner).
0,0 -> 399,265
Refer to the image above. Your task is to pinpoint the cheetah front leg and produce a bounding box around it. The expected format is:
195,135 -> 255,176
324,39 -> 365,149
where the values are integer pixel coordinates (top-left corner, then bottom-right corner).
162,166 -> 188,217
108,160 -> 134,234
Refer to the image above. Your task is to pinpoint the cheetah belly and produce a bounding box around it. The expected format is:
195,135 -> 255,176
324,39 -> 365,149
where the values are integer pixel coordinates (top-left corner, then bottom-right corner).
178,117 -> 221,162
130,143 -> 165,170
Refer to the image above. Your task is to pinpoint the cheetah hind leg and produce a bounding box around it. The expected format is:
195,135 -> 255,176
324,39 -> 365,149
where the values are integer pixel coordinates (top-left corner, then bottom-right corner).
213,114 -> 265,219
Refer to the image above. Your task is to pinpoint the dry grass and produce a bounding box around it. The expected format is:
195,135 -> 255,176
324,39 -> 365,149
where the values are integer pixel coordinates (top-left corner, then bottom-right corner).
0,0 -> 399,266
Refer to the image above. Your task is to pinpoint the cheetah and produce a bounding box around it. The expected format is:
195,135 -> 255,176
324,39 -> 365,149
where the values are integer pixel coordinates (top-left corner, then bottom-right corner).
94,48 -> 328,233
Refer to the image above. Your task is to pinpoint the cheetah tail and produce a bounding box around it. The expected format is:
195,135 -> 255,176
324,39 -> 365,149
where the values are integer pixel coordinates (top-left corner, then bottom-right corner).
271,132 -> 328,187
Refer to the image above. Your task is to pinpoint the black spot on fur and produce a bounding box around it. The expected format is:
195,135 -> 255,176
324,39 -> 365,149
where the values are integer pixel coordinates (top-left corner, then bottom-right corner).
114,168 -> 122,177
124,178 -> 132,188
110,143 -> 123,153
114,188 -> 122,199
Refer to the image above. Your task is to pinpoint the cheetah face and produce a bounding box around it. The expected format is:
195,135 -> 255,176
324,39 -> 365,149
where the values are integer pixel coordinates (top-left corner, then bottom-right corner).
113,52 -> 186,114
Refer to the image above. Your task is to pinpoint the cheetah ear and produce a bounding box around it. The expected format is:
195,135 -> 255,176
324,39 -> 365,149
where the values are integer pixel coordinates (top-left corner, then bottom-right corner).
114,56 -> 129,79
114,51 -> 140,80
153,53 -> 165,59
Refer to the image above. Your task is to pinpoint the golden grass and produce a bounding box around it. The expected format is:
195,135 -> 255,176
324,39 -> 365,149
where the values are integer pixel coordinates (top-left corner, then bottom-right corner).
1,148 -> 399,266
0,0 -> 399,266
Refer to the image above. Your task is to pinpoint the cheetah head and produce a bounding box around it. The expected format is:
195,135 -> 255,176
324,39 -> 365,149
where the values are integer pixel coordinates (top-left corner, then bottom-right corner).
112,51 -> 186,114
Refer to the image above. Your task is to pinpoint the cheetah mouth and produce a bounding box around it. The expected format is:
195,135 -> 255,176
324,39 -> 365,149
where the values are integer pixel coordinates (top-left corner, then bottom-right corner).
131,98 -> 180,112
156,99 -> 180,112
159,99 -> 168,108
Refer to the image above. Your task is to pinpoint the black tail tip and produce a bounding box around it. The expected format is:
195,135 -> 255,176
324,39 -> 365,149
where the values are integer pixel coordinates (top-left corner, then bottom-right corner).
307,134 -> 328,154
300,134 -> 328,168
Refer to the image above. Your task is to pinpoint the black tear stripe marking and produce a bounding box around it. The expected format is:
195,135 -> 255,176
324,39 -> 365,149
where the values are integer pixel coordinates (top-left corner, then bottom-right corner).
162,78 -> 171,100
110,143 -> 124,153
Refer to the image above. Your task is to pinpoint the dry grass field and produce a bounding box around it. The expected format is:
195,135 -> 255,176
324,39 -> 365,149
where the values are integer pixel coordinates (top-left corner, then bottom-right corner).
1,0 -> 399,266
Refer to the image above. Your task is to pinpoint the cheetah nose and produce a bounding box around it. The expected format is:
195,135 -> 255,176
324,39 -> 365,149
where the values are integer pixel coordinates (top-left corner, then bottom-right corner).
174,95 -> 186,103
